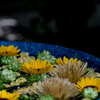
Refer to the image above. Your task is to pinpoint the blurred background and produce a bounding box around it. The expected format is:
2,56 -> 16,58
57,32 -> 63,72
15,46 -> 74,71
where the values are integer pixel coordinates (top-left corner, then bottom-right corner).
0,0 -> 100,57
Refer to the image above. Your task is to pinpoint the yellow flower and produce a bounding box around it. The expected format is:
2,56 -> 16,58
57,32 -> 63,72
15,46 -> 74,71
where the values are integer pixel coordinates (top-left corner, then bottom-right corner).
76,77 -> 100,93
21,59 -> 54,75
0,45 -> 21,57
0,90 -> 19,100
56,56 -> 83,65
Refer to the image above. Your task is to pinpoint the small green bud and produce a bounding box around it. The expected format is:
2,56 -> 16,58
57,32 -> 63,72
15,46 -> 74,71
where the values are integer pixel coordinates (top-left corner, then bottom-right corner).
36,50 -> 56,64
82,87 -> 99,99
1,69 -> 16,82
1,56 -> 15,65
7,61 -> 22,72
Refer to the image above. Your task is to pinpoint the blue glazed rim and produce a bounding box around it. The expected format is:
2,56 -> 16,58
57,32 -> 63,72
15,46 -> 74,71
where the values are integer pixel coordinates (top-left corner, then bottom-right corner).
0,40 -> 100,72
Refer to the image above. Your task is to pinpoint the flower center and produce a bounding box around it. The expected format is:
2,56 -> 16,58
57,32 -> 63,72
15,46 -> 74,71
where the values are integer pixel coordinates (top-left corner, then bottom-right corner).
84,86 -> 98,89
0,99 -> 9,100
37,69 -> 40,71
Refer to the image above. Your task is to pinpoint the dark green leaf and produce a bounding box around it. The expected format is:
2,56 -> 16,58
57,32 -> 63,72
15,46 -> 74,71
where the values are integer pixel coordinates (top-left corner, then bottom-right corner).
18,94 -> 24,99
29,94 -> 36,99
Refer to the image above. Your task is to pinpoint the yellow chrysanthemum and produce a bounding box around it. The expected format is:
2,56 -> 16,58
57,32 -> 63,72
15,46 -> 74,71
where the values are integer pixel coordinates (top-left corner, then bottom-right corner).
76,77 -> 100,93
0,90 -> 19,100
21,59 -> 54,75
0,45 -> 21,57
56,56 -> 83,65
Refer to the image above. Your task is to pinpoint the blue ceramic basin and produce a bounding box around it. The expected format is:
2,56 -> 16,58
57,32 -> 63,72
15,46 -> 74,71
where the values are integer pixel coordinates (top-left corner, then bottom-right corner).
0,41 -> 100,72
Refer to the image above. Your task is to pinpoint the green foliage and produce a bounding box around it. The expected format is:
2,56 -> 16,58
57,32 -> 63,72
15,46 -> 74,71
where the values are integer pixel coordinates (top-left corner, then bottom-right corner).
28,73 -> 50,85
29,74 -> 40,83
39,73 -> 50,81
0,80 -> 3,84
29,73 -> 50,82
86,67 -> 94,73
1,69 -> 16,82
0,84 -> 4,90
0,80 -> 4,89
20,73 -> 50,86
18,94 -> 24,100
29,94 -> 36,100
1,56 -> 15,65
39,95 -> 55,100
1,56 -> 22,72
18,94 -> 36,100
36,50 -> 56,64
7,61 -> 22,72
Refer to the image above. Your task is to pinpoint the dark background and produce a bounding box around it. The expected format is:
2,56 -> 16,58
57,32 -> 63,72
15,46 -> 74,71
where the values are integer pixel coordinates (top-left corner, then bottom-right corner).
0,0 -> 100,58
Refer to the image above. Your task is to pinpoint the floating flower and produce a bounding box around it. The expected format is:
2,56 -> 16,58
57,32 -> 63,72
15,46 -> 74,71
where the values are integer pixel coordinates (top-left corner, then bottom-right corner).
0,45 -> 21,57
31,77 -> 79,100
82,87 -> 99,99
3,84 -> 11,88
0,90 -> 19,100
21,59 -> 54,75
17,87 -> 29,94
92,72 -> 100,78
82,98 -> 91,100
16,77 -> 27,84
10,81 -> 20,87
20,52 -> 29,57
25,56 -> 35,62
76,77 -> 100,93
14,72 -> 21,77
49,60 -> 94,83
28,86 -> 36,94
56,56 -> 83,65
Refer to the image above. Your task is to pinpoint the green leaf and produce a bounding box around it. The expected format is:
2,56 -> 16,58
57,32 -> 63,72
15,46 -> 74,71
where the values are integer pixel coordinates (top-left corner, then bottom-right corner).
40,73 -> 50,81
86,67 -> 93,72
18,94 -> 24,99
0,80 -> 3,84
29,94 -> 36,99
29,74 -> 40,82
24,98 -> 29,100
12,89 -> 17,93
0,84 -> 4,90
39,95 -> 55,100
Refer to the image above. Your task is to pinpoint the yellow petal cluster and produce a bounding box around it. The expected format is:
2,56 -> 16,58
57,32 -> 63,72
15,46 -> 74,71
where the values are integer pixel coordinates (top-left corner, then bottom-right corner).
0,45 -> 21,57
56,56 -> 83,65
76,77 -> 100,93
21,59 -> 54,75
0,90 -> 19,100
